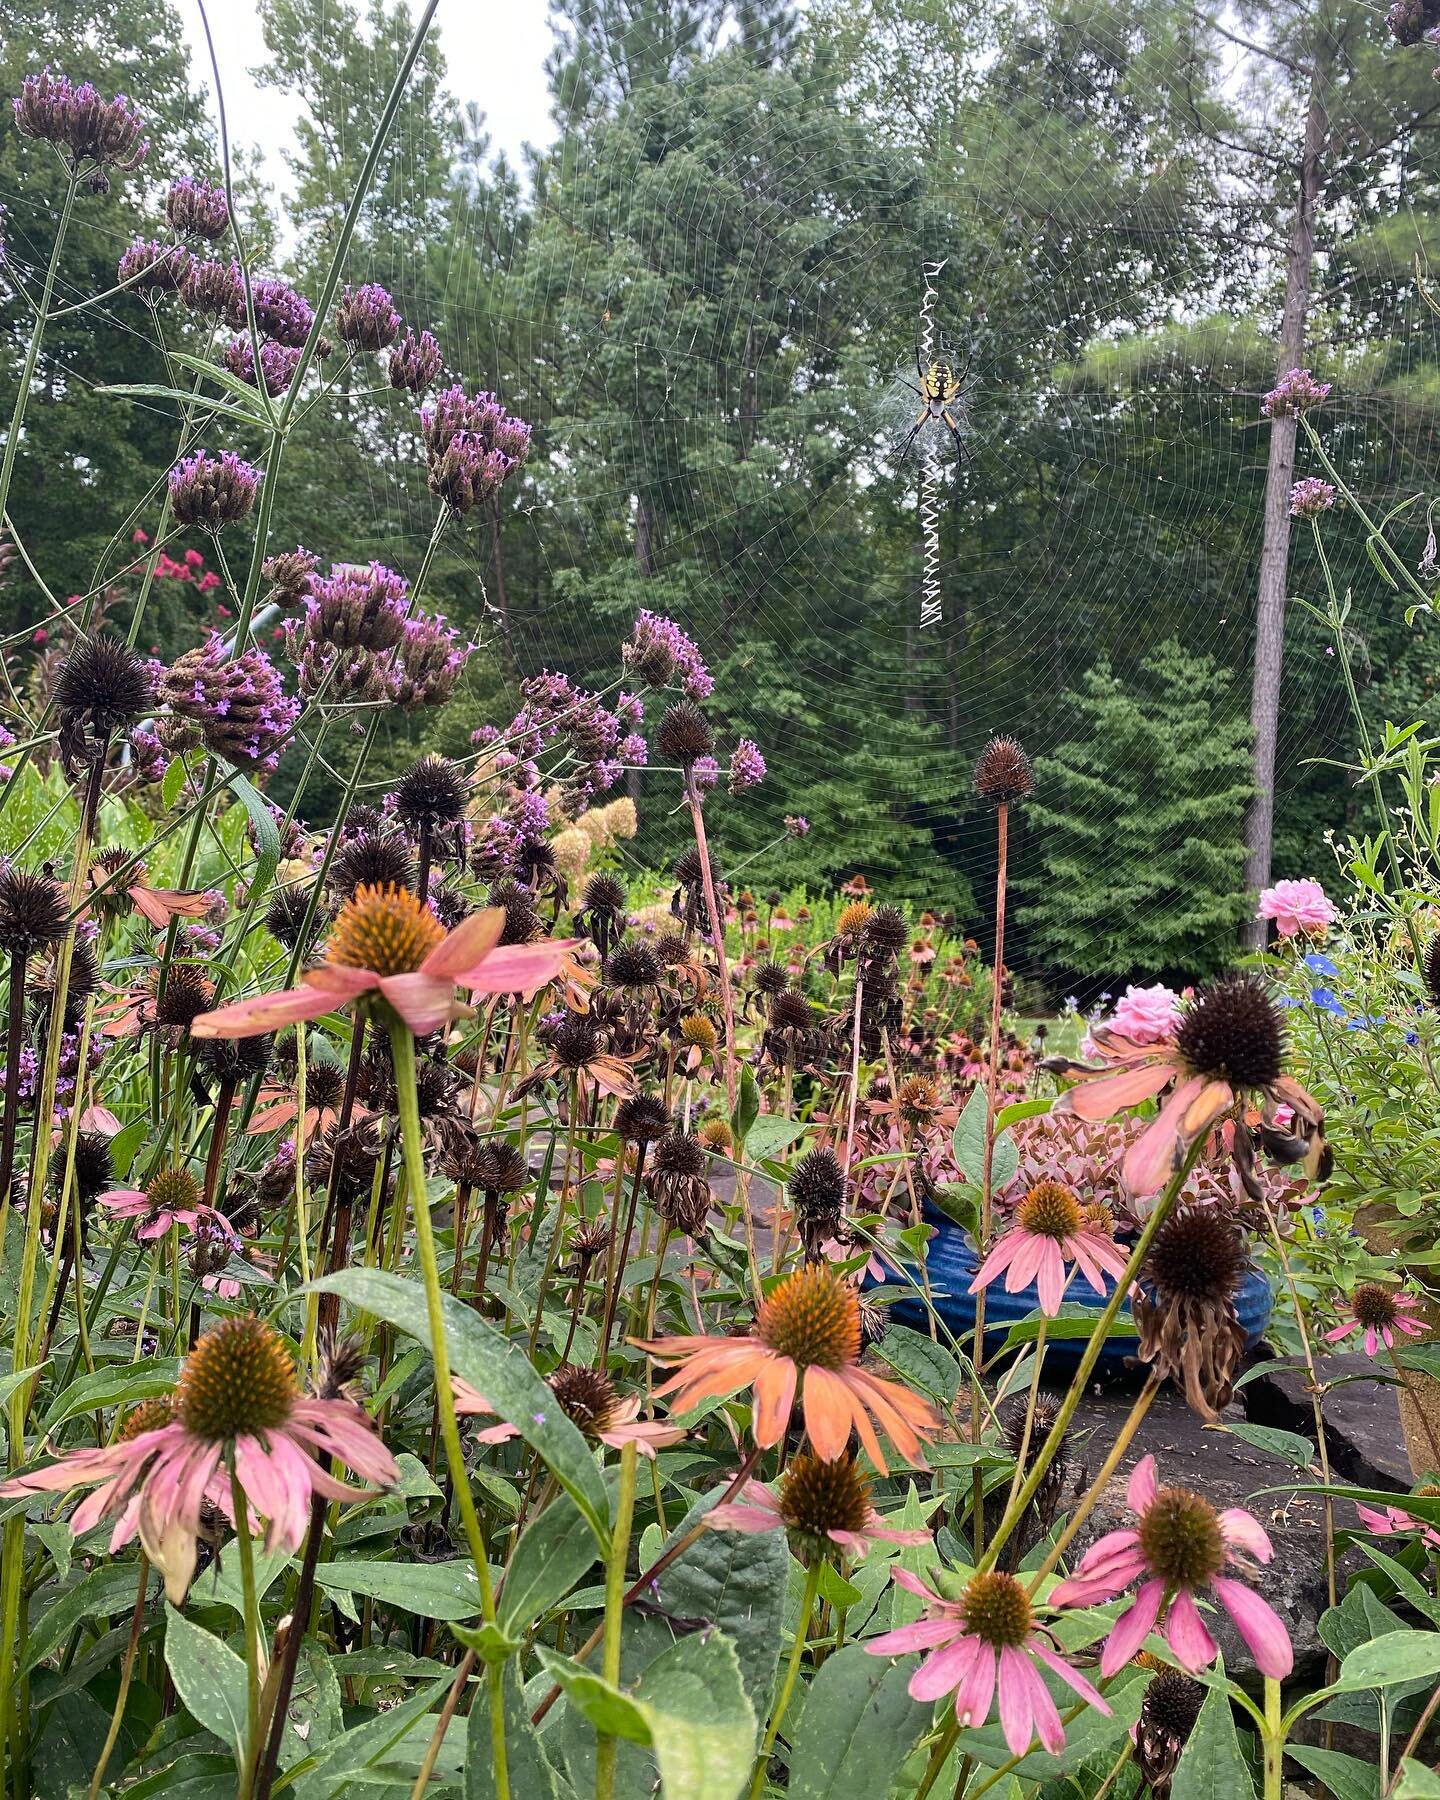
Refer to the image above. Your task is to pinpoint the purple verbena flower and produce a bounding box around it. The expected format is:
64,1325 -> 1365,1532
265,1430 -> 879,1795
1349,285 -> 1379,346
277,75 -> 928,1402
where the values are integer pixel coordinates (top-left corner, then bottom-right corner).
729,737 -> 765,794
14,72 -> 147,173
393,611 -> 472,709
428,435 -> 517,515
419,386 -> 530,510
182,258 -> 244,319
1289,477 -> 1336,519
232,277 -> 314,348
167,451 -> 261,532
784,814 -> 811,838
336,283 -> 401,352
1262,368 -> 1332,420
223,336 -> 302,399
119,239 -> 191,297
156,633 -> 300,773
692,755 -> 720,794
388,328 -> 444,394
622,611 -> 712,700
166,176 -> 229,242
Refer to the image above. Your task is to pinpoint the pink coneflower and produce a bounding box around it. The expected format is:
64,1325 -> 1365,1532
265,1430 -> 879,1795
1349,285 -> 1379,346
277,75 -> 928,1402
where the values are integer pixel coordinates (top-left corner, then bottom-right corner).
1045,975 -> 1328,1199
1325,1283 -> 1426,1358
98,1166 -> 206,1240
1355,1499 -> 1440,1552
190,885 -> 576,1039
866,1566 -> 1111,1755
969,1179 -> 1131,1317
708,1452 -> 930,1559
86,849 -> 213,930
1050,1455 -> 1292,1680
1257,877 -> 1336,938
454,1365 -> 683,1461
0,1316 -> 397,1603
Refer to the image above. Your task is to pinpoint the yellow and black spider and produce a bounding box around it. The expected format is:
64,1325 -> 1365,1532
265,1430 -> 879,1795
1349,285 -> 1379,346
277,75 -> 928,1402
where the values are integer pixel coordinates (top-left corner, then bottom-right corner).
896,346 -> 973,462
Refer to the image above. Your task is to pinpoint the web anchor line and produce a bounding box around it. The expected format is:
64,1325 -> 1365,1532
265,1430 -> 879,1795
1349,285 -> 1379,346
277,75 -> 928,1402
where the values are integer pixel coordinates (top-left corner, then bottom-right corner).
918,259 -> 945,630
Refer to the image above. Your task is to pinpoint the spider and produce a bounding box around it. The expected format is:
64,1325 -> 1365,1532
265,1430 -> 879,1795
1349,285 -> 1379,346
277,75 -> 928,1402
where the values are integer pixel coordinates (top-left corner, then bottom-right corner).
895,345 -> 974,463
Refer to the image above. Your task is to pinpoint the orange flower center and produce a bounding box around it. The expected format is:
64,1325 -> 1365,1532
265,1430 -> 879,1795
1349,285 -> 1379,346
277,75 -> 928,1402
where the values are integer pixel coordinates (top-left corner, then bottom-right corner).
757,1268 -> 861,1371
146,1166 -> 203,1216
178,1315 -> 297,1440
326,882 -> 445,977
777,1452 -> 873,1543
962,1570 -> 1033,1648
1016,1179 -> 1083,1241
119,1394 -> 176,1441
837,901 -> 872,939
1136,1487 -> 1225,1588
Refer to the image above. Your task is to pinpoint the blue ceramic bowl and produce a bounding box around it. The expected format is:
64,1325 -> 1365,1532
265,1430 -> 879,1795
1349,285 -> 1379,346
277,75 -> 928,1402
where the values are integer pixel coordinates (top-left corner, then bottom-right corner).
874,1204 -> 1274,1372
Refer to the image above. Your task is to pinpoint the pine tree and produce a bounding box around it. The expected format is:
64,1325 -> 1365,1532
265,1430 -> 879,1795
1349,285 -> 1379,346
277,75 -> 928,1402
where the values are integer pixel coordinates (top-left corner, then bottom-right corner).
1020,641 -> 1254,984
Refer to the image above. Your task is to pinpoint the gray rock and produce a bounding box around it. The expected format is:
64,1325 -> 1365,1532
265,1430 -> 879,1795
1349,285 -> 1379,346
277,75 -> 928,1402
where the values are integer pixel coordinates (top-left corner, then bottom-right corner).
1242,1352 -> 1411,1492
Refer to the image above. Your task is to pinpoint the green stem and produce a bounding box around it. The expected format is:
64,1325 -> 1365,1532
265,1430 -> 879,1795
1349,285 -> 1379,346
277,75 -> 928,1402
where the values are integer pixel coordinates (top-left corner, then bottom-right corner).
384,1012 -> 509,1800
1262,1674 -> 1285,1800
748,1558 -> 823,1800
0,169 -> 79,528
233,1472 -> 263,1798
595,1441 -> 639,1800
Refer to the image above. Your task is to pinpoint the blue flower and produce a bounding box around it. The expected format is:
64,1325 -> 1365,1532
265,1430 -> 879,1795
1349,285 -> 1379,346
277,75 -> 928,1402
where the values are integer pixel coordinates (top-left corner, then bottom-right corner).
1304,952 -> 1340,978
1309,987 -> 1347,1017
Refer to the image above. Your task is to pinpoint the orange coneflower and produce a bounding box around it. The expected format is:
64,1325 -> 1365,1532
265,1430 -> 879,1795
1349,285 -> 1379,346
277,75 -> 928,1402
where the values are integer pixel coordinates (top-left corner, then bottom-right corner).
636,1266 -> 938,1473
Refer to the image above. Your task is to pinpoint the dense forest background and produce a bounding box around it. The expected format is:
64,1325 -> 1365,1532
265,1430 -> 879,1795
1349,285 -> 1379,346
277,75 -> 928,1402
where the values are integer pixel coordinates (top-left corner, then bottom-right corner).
3,0 -> 1439,997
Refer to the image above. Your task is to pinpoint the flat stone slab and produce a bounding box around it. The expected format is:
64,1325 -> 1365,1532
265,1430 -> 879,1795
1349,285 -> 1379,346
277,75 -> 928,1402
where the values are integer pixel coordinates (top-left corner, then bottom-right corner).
1242,1352 -> 1411,1491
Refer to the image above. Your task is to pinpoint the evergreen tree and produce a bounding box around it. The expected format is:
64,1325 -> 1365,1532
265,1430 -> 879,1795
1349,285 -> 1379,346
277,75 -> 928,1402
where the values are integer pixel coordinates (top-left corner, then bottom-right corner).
1020,640 -> 1254,985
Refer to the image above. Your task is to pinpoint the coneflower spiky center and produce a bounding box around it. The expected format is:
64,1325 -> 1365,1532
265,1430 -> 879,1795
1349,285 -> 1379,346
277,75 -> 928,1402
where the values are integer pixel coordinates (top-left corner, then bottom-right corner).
146,1167 -> 203,1216
1017,1179 -> 1083,1241
1142,1666 -> 1205,1738
837,901 -> 872,940
962,1570 -> 1033,1648
757,1268 -> 861,1370
548,1364 -> 617,1435
680,1014 -> 717,1050
777,1453 -> 873,1542
1174,976 -> 1285,1088
1352,1283 -> 1399,1331
178,1315 -> 297,1439
326,882 -> 445,976
119,1394 -> 176,1441
1136,1487 -> 1226,1588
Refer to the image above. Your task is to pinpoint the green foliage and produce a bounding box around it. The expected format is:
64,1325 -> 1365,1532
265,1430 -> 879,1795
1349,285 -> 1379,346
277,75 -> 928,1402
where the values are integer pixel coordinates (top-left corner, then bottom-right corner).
1020,640 -> 1253,982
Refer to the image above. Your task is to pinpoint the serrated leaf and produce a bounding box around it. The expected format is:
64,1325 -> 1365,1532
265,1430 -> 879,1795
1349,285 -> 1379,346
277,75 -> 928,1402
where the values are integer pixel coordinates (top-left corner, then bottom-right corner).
745,1112 -> 807,1161
872,1321 -> 961,1405
308,1268 -> 609,1549
786,1642 -> 930,1798
164,1603 -> 249,1765
1331,1630 -> 1440,1692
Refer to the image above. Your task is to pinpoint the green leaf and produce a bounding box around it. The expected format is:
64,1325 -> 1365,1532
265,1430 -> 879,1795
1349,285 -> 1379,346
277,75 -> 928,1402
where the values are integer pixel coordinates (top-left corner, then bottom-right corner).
1331,1630 -> 1440,1692
1397,1759 -> 1440,1798
164,1603 -> 250,1765
995,1097 -> 1053,1131
872,1322 -> 961,1405
166,349 -> 282,416
1210,1421 -> 1314,1468
745,1113 -> 807,1162
22,1561 -> 153,1678
786,1642 -> 930,1798
227,769 -> 282,896
108,1116 -> 149,1180
1171,1678 -> 1256,1800
950,1087 -> 1017,1194
162,752 -> 189,812
731,1063 -> 760,1148
468,1660 -> 567,1800
314,1556 -> 492,1621
1359,1543 -> 1440,1628
539,1631 -> 756,1800
41,1356 -> 182,1433
285,1675 -> 451,1799
1286,1746 -> 1379,1800
308,1268 -> 609,1549
96,379 -> 272,431
498,1487 -> 603,1639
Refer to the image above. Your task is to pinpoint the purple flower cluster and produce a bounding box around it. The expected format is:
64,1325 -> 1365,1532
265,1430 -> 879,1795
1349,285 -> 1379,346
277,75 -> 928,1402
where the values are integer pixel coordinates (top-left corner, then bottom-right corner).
420,385 -> 531,516
389,329 -> 443,394
127,725 -> 169,784
784,814 -> 810,838
13,70 -> 148,173
167,451 -> 261,532
166,176 -> 229,242
223,335 -> 302,399
181,257 -> 243,319
336,283 -> 401,353
1289,477 -> 1336,519
692,756 -> 720,794
299,562 -> 410,652
156,633 -> 301,773
1262,368 -> 1332,420
236,277 -> 314,349
118,238 -> 191,297
622,611 -> 713,699
391,611 -> 473,710
728,737 -> 765,794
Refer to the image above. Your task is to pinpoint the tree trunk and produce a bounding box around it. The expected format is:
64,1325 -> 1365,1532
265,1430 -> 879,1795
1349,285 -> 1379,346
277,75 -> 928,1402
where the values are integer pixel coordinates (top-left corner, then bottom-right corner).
1241,29 -> 1330,947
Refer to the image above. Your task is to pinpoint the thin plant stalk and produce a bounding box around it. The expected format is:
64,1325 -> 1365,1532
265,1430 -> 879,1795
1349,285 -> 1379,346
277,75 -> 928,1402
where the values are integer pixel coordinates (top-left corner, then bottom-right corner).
595,1441 -> 639,1800
0,169 -> 80,528
87,1554 -> 150,1800
747,1558 -> 823,1800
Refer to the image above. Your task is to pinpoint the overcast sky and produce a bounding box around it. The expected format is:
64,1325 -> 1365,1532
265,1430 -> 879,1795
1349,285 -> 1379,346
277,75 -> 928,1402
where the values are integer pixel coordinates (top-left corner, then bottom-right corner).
178,0 -> 559,189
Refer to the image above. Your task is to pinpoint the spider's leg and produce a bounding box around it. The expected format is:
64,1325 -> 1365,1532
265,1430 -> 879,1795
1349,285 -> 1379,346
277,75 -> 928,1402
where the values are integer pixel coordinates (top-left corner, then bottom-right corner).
895,420 -> 924,464
915,338 -> 925,383
897,380 -> 923,398
942,412 -> 969,463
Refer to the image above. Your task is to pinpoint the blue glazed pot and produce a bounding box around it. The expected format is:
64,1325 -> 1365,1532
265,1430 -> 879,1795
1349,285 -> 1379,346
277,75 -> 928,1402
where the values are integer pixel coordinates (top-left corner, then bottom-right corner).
875,1203 -> 1274,1372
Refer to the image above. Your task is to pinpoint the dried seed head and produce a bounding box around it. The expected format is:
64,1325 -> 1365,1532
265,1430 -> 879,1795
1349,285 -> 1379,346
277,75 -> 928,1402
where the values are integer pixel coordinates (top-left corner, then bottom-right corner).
753,958 -> 789,998
548,1363 -> 618,1436
1142,1665 -> 1204,1738
604,940 -> 661,988
614,1093 -> 670,1144
861,904 -> 907,956
330,830 -> 416,900
149,963 -> 215,1030
1143,1206 -> 1245,1307
474,1140 -> 528,1194
1175,976 -> 1286,1089
0,868 -> 68,958
265,884 -> 325,951
770,988 -> 816,1035
973,735 -> 1034,805
790,1147 -> 848,1221
394,755 -> 468,831
177,1315 -> 297,1440
657,701 -> 714,765
580,872 -> 626,915
62,1131 -> 115,1203
757,1268 -> 861,1371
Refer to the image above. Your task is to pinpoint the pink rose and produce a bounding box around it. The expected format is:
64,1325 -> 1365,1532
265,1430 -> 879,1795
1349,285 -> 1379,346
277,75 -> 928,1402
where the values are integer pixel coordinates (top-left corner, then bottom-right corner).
1258,878 -> 1336,938
1108,983 -> 1181,1045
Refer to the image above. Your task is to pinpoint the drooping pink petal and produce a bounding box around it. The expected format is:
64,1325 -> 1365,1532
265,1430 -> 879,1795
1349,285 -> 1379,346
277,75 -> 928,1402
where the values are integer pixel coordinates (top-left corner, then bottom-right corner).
868,1617 -> 964,1656
1032,1641 -> 1112,1714
191,966 -> 377,1038
911,1634 -> 984,1703
1100,1579 -> 1164,1677
1033,1240 -> 1068,1316
1005,1645 -> 1062,1755
1218,1508 -> 1273,1563
460,938 -> 579,998
707,1500 -> 782,1535
969,1232 -> 1023,1294
752,1353 -> 798,1448
131,885 -> 212,927
1056,1059 -> 1175,1121
1212,1576 -> 1292,1679
376,970 -> 464,1036
1127,1455 -> 1158,1514
1164,1586 -> 1219,1672
1122,1075 -> 1209,1196
420,907 -> 506,978
953,1637 -> 997,1729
